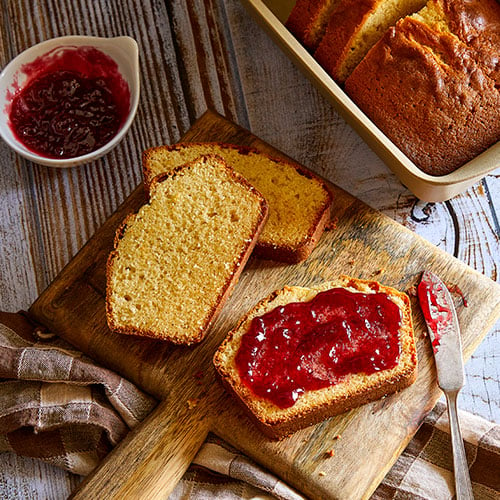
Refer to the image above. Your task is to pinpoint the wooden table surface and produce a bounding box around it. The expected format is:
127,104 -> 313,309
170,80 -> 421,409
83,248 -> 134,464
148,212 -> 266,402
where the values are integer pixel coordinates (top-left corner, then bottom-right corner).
0,1 -> 498,498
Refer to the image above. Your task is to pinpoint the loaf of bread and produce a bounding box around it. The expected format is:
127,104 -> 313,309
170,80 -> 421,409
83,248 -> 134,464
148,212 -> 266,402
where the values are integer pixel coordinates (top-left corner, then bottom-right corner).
143,143 -> 333,263
345,0 -> 500,175
412,0 -> 500,86
213,276 -> 417,438
285,0 -> 342,52
106,155 -> 268,345
314,0 -> 426,82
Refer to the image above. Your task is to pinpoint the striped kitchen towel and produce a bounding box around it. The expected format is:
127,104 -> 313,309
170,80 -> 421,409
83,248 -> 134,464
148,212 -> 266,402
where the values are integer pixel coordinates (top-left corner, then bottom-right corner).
0,315 -> 156,475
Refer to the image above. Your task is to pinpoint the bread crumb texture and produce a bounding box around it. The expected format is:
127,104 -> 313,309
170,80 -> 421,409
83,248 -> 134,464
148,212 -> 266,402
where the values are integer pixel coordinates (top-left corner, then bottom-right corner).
107,155 -> 266,344
314,0 -> 426,81
143,143 -> 332,252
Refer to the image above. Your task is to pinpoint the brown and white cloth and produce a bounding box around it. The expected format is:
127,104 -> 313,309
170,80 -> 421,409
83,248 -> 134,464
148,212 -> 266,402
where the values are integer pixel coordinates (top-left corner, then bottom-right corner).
0,317 -> 156,475
0,315 -> 499,499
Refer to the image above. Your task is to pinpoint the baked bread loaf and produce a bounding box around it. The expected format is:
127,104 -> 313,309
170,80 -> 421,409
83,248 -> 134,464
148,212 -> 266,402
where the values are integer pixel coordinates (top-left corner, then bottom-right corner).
285,0 -> 342,52
314,0 -> 426,82
345,0 -> 500,175
106,155 -> 268,345
143,143 -> 333,263
410,0 -> 500,86
214,276 -> 417,439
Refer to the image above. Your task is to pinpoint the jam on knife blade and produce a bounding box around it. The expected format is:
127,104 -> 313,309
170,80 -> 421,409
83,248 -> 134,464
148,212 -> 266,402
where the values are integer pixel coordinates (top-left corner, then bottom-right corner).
417,270 -> 452,352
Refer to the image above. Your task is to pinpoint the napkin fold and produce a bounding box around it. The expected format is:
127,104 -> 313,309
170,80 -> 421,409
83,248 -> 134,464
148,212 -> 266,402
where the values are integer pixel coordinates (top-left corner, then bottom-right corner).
0,313 -> 498,499
0,313 -> 157,475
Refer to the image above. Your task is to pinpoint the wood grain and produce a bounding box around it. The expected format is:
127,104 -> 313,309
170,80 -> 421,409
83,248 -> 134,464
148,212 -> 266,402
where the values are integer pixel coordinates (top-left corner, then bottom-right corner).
0,0 -> 499,498
29,110 -> 500,500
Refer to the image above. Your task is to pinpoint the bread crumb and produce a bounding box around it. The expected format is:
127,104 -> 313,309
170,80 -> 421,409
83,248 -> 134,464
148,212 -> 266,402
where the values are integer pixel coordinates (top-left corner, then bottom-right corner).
186,398 -> 200,410
373,268 -> 384,276
334,434 -> 341,440
347,260 -> 355,266
34,328 -> 57,341
325,449 -> 335,457
325,218 -> 338,231
319,471 -> 326,477
407,285 -> 417,297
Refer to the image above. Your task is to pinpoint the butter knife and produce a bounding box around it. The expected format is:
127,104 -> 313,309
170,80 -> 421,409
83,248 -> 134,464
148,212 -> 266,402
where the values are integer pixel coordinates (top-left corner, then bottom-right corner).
418,270 -> 474,500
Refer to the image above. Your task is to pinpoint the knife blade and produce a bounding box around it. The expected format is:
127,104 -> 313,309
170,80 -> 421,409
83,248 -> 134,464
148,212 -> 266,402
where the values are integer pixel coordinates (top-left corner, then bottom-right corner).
417,270 -> 464,391
418,270 -> 474,500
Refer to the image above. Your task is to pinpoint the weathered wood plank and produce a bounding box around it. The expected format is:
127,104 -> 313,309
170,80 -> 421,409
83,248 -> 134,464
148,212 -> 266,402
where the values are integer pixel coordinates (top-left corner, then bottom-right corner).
0,0 -> 499,497
0,452 -> 80,500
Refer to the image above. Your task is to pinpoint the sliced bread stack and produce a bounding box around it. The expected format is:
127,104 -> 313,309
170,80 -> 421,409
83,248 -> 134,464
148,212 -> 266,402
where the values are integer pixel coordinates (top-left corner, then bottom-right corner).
287,0 -> 427,82
214,276 -> 417,438
143,143 -> 333,263
106,155 -> 268,344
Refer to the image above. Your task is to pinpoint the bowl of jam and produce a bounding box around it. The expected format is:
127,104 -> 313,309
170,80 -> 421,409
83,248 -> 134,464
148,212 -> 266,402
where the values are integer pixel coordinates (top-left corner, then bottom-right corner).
0,35 -> 139,167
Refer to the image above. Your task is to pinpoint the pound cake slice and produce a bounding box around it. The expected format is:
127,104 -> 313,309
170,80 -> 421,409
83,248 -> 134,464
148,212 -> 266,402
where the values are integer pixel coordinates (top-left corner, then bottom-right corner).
106,155 -> 268,345
345,1 -> 500,176
285,0 -> 342,52
314,0 -> 426,82
214,276 -> 417,439
143,143 -> 333,263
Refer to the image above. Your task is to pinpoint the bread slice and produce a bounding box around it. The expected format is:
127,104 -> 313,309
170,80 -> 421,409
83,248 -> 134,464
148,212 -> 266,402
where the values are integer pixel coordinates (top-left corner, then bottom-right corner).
143,143 -> 333,263
214,276 -> 417,439
344,6 -> 500,175
285,0 -> 343,52
106,155 -> 268,345
314,0 -> 426,82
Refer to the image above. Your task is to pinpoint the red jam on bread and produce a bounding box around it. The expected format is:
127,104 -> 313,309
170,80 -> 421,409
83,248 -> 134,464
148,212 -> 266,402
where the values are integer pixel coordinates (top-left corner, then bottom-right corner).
235,288 -> 402,408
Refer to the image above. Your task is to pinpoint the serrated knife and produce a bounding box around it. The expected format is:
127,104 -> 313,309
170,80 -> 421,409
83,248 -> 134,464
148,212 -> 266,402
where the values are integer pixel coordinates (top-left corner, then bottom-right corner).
418,270 -> 474,500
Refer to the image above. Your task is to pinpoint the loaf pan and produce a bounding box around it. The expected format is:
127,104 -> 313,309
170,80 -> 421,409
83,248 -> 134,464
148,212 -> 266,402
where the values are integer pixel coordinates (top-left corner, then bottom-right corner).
240,0 -> 500,202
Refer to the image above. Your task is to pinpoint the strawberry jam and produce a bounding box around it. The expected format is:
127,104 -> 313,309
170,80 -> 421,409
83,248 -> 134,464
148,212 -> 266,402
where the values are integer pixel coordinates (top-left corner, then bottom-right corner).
8,46 -> 130,159
235,288 -> 402,408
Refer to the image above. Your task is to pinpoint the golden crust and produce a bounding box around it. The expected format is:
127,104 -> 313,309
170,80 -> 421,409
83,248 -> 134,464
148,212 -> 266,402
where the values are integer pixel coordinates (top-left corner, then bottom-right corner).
213,276 -> 418,439
285,0 -> 342,52
345,14 -> 500,175
314,0 -> 379,81
106,155 -> 269,345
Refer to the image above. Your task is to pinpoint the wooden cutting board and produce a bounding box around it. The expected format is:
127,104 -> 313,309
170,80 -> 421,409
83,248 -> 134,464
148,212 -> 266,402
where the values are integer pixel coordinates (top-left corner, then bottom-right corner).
29,109 -> 500,500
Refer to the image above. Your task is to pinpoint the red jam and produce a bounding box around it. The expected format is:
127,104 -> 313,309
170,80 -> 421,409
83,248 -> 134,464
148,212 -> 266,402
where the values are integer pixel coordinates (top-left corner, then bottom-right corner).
417,276 -> 452,352
8,46 -> 130,159
235,288 -> 402,408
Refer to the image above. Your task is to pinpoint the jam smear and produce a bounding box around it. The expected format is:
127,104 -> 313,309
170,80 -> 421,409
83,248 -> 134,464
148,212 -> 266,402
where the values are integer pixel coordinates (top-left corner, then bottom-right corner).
8,46 -> 130,159
417,274 -> 452,352
235,288 -> 402,409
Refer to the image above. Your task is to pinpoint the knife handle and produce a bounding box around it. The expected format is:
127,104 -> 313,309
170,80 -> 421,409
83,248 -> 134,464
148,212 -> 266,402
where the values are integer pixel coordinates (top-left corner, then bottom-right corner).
445,391 -> 474,500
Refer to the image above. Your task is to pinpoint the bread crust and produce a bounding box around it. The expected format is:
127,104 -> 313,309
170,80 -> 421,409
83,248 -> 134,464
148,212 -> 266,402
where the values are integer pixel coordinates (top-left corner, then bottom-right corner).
106,155 -> 269,344
314,0 -> 379,81
433,0 -> 500,85
142,142 -> 333,263
213,276 -> 418,439
285,0 -> 341,52
345,16 -> 500,175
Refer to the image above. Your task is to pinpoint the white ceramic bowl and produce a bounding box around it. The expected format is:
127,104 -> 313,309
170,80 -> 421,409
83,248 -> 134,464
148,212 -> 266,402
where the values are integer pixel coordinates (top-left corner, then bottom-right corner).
0,35 -> 140,167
